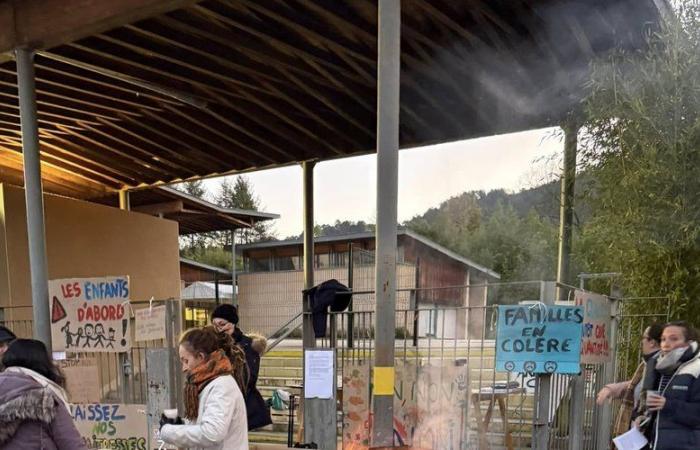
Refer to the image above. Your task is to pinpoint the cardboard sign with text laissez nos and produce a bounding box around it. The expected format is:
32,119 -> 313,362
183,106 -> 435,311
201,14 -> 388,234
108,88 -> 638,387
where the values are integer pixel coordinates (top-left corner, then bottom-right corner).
71,403 -> 148,450
49,276 -> 131,352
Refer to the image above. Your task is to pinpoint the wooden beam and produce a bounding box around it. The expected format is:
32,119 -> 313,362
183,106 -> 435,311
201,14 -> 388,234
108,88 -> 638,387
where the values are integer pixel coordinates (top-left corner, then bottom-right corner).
132,200 -> 184,215
0,0 -> 198,62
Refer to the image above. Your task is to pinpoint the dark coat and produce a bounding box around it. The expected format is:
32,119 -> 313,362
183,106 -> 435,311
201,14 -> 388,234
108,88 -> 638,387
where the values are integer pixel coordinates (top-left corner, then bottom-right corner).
0,371 -> 87,450
234,327 -> 272,430
304,279 -> 352,338
644,346 -> 700,449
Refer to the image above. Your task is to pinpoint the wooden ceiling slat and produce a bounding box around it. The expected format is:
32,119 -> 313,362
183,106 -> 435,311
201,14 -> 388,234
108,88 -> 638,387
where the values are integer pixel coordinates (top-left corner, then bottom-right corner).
114,111 -> 234,170
0,103 -> 101,126
191,4 -> 372,87
34,60 -> 181,106
93,33 -> 277,97
151,14 -> 349,91
136,107 -> 255,168
161,103 -> 277,166
94,117 -> 211,175
74,120 -> 199,177
0,146 -> 111,196
49,126 -> 172,182
0,138 -> 122,188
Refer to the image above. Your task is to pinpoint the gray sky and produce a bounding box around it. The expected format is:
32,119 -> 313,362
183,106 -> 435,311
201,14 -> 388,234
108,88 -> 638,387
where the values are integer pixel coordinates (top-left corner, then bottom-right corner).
203,127 -> 564,238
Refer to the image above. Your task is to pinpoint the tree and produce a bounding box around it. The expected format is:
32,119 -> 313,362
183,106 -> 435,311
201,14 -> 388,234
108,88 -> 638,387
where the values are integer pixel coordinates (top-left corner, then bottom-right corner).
215,176 -> 274,245
578,3 -> 700,319
176,180 -> 209,250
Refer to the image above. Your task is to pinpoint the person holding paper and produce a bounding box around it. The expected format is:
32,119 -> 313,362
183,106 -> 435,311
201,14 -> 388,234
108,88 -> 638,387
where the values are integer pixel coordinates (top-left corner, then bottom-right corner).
597,323 -> 662,437
159,326 -> 248,450
636,321 -> 700,449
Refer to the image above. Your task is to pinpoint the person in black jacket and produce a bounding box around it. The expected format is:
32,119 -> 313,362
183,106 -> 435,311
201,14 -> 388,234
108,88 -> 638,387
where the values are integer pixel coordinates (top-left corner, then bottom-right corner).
212,304 -> 272,431
637,321 -> 700,449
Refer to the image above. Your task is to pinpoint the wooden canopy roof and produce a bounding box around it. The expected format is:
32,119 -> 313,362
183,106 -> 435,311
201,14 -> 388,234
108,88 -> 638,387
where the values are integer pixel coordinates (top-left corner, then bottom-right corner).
0,0 -> 665,200
98,185 -> 279,234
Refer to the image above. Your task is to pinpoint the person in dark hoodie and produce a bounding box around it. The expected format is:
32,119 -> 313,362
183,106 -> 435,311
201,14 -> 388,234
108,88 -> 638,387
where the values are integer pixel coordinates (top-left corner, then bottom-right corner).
212,304 -> 272,430
636,321 -> 700,449
0,339 -> 87,450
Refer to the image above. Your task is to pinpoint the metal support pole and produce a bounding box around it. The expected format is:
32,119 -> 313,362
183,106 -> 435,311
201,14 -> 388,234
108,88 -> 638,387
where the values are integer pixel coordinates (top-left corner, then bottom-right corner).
556,121 -> 578,295
372,0 -> 401,446
347,243 -> 354,348
16,48 -> 51,350
556,121 -> 583,450
118,190 -> 130,210
231,229 -> 237,305
534,281 -> 557,449
301,161 -> 318,446
302,161 -> 316,348
117,189 -> 132,402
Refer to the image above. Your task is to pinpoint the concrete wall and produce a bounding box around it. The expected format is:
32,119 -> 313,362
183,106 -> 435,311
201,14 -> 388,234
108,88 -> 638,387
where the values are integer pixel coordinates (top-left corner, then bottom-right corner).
0,184 -> 181,320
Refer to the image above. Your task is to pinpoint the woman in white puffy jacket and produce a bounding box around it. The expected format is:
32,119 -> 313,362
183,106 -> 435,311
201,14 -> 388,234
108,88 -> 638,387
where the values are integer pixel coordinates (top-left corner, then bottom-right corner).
160,326 -> 248,450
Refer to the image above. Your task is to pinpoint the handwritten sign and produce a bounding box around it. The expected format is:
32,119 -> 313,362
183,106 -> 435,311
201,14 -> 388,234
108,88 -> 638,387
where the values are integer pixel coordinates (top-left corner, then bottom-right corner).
71,403 -> 148,450
58,358 -> 101,403
49,276 -> 131,352
135,305 -> 166,342
575,290 -> 612,364
496,304 -> 584,374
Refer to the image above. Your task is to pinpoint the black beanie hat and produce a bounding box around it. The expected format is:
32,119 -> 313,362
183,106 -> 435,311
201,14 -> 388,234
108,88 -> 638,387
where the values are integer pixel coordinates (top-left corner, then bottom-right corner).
0,325 -> 16,343
211,304 -> 239,325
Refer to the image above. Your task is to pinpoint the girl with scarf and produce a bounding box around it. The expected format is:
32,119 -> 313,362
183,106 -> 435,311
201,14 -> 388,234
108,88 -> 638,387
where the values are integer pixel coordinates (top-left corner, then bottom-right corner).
0,339 -> 87,450
160,326 -> 249,450
637,321 -> 700,449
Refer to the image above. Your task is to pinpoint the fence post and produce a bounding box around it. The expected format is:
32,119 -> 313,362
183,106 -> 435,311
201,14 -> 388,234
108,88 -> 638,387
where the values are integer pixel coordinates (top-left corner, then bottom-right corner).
534,281 -> 556,449
596,295 -> 619,449
347,243 -> 354,348
411,257 -> 420,347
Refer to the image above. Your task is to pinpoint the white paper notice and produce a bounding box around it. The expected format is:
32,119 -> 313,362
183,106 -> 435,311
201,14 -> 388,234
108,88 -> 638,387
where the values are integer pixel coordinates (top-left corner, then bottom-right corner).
304,350 -> 334,399
613,427 -> 648,450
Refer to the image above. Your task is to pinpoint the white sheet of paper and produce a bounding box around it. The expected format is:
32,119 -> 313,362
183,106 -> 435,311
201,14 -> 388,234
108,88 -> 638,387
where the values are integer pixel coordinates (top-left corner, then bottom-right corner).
304,350 -> 334,399
613,427 -> 648,450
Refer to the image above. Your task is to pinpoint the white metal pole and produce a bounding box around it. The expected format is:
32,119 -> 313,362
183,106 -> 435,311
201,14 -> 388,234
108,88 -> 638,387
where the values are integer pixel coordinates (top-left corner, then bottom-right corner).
372,0 -> 401,446
16,48 -> 52,351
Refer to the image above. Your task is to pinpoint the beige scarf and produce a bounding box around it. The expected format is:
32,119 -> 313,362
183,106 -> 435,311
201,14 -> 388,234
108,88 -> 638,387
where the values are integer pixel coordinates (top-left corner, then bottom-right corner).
4,366 -> 71,412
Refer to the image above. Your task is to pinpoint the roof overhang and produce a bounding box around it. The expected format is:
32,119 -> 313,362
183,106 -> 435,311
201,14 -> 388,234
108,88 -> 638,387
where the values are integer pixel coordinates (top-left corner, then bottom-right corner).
0,0 -> 666,200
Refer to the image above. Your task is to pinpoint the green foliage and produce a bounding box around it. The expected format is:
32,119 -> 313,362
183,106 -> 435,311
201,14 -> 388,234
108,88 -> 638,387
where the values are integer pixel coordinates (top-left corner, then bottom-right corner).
579,3 -> 700,319
215,176 -> 274,245
405,191 -> 559,286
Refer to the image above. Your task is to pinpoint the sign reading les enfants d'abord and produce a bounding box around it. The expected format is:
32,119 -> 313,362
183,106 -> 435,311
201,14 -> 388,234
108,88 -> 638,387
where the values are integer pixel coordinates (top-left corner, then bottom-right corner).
496,304 -> 584,374
49,276 -> 131,353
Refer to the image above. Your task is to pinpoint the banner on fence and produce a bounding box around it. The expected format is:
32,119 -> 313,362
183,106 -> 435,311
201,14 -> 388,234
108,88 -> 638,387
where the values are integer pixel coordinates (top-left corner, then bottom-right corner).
342,361 -> 370,449
49,276 -> 131,352
135,305 -> 166,342
412,362 -> 470,450
58,358 -> 101,403
575,290 -> 612,364
496,304 -> 584,374
71,403 -> 148,450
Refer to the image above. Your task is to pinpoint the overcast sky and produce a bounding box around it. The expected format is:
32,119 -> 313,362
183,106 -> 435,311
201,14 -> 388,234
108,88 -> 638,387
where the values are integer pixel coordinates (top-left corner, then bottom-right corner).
202,127 -> 564,238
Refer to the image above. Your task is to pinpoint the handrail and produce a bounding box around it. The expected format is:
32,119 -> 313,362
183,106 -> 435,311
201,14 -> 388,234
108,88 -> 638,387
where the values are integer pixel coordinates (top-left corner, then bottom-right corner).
265,311 -> 303,355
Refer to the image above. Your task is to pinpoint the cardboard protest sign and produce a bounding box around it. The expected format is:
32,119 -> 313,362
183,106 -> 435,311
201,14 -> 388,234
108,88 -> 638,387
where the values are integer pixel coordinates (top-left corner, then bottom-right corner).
575,290 -> 612,364
496,304 -> 584,374
134,305 -> 166,342
49,276 -> 131,352
342,361 -> 370,449
71,403 -> 148,450
58,359 -> 101,403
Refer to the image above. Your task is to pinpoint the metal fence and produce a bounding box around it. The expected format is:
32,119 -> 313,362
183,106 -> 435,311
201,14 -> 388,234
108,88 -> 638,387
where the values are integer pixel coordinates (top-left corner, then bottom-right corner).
302,281 -> 670,449
0,300 -> 181,405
